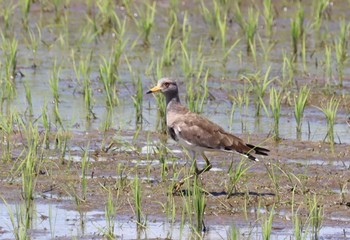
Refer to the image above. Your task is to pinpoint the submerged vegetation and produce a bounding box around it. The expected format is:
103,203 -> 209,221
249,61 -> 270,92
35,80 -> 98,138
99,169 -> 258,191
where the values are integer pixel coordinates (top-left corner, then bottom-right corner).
0,0 -> 349,239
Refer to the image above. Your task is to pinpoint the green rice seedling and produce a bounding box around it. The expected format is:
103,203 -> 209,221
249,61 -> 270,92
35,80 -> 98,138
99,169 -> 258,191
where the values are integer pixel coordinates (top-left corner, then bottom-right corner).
294,85 -> 310,138
301,33 -> 307,72
1,34 -> 18,97
265,163 -> 280,201
244,66 -> 274,117
324,45 -> 332,86
245,7 -> 259,53
257,35 -> 275,62
215,1 -> 228,49
291,189 -> 304,240
23,82 -> 33,116
316,96 -> 340,149
312,0 -> 330,31
133,175 -> 145,227
111,18 -> 129,73
72,51 -> 94,118
234,5 -> 259,53
99,56 -> 119,107
152,59 -> 167,133
134,1 -> 156,46
24,25 -> 41,68
21,123 -> 41,229
2,3 -> 16,32
53,101 -> 63,128
82,61 -> 95,120
54,128 -> 68,162
0,111 -> 16,162
52,0 -> 63,22
308,194 -> 323,239
192,177 -> 206,234
290,4 -> 304,55
49,61 -> 61,104
161,23 -> 177,67
223,39 -> 241,66
269,87 -> 282,141
131,76 -> 143,126
200,0 -> 216,39
20,0 -> 31,26
96,0 -> 117,32
227,158 -> 251,198
261,205 -> 275,240
181,12 -> 191,49
41,100 -> 50,148
101,108 -> 114,132
81,145 -> 90,201
1,199 -> 28,240
263,0 -> 274,37
281,51 -> 295,89
335,19 -> 349,86
104,187 -> 116,239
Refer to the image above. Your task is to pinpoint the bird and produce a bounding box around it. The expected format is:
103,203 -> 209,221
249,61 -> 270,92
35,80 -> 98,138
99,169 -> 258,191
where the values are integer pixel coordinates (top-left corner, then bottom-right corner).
147,78 -> 269,192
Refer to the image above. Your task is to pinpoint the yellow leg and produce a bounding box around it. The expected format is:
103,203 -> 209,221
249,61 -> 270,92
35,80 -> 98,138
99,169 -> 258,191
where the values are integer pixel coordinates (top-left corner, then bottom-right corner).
172,153 -> 212,194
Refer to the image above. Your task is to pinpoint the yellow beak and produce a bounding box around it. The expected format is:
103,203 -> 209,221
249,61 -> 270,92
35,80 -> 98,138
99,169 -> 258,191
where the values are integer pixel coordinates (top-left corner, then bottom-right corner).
146,85 -> 161,94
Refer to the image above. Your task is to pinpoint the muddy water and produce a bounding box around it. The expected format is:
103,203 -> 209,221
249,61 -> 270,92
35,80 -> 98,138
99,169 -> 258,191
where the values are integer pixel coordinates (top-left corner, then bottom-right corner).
1,0 -> 350,239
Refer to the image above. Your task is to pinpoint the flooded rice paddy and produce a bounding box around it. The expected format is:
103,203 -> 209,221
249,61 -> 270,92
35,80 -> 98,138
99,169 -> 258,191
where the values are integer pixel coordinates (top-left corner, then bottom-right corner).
0,0 -> 350,239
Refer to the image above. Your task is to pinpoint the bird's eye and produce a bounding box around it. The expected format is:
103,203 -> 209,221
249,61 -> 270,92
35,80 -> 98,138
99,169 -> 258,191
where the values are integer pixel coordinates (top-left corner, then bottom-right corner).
164,82 -> 170,88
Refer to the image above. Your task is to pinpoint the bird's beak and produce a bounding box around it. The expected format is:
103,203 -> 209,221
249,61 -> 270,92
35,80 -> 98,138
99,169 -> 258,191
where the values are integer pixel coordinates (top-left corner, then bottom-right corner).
146,85 -> 161,94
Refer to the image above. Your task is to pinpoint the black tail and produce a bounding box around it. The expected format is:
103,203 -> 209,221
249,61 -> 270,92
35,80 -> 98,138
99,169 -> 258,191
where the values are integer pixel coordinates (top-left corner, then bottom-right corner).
246,143 -> 270,156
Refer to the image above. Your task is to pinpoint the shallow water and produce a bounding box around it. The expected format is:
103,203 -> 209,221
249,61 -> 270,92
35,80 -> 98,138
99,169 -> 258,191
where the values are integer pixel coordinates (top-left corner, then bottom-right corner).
1,202 -> 349,239
1,0 -> 350,239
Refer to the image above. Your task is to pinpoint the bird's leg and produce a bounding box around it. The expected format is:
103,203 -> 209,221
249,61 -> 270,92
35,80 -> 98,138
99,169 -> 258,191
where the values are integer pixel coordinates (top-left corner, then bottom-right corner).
195,153 -> 212,175
173,153 -> 212,194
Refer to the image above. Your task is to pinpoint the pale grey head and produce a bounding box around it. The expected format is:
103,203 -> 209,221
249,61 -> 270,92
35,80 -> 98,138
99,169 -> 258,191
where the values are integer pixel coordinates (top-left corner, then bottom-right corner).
146,78 -> 180,105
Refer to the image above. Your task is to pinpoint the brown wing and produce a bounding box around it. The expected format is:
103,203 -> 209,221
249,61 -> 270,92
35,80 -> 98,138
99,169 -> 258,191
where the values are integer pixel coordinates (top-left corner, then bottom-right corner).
172,112 -> 252,153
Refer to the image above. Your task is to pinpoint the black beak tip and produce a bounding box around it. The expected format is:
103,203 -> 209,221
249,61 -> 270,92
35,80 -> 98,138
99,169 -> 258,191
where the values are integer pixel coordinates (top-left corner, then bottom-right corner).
146,90 -> 152,94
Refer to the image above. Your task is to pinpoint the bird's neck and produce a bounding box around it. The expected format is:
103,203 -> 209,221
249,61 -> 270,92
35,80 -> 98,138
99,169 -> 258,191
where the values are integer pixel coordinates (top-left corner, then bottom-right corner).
165,93 -> 180,107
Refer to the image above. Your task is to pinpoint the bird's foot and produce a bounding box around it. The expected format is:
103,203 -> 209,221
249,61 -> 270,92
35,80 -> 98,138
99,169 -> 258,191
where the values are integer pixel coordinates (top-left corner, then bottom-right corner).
172,180 -> 185,194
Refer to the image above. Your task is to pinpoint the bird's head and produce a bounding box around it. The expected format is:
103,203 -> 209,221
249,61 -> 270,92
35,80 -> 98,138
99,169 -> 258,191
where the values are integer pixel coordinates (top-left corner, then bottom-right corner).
146,78 -> 178,95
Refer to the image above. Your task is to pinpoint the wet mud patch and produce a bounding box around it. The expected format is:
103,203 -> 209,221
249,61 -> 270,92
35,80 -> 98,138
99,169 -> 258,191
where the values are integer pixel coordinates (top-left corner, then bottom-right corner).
1,130 -> 350,239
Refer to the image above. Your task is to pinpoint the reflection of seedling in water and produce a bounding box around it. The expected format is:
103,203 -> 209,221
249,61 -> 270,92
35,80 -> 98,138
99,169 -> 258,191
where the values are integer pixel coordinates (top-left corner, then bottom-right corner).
294,86 -> 310,138
316,96 -> 340,149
